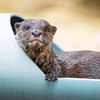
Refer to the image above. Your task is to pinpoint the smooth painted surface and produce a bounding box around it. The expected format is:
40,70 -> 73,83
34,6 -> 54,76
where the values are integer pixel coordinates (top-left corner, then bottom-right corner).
0,13 -> 100,100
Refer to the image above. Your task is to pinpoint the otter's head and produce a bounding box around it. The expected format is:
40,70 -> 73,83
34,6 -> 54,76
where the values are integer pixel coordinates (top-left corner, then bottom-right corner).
15,19 -> 57,52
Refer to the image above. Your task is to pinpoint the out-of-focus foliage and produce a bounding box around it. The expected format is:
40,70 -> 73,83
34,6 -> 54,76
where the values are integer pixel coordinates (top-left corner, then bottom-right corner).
76,0 -> 100,16
80,0 -> 100,6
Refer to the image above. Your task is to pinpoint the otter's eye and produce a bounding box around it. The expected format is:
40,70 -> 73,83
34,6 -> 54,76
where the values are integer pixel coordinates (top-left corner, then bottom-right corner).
24,26 -> 30,30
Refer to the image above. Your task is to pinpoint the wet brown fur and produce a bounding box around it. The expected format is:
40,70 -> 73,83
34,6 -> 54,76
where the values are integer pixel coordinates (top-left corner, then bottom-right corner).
15,19 -> 100,81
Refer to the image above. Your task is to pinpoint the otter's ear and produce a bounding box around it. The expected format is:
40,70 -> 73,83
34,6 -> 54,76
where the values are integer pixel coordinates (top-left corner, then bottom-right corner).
52,26 -> 57,35
14,22 -> 20,29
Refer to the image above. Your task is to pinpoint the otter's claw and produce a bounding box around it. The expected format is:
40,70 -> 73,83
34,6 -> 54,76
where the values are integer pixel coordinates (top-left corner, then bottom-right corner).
45,72 -> 58,82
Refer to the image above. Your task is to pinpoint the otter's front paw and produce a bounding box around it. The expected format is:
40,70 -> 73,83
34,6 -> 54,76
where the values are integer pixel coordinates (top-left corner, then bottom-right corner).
45,72 -> 58,82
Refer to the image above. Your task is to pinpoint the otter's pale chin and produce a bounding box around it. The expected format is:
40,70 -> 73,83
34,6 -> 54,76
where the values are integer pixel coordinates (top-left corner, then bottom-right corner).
32,40 -> 40,47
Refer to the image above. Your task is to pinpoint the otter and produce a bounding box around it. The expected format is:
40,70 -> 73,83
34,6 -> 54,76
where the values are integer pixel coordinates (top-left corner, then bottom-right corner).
15,19 -> 100,82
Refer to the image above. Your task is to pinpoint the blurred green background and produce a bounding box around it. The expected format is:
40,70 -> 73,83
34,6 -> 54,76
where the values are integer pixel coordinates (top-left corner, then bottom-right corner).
0,0 -> 100,51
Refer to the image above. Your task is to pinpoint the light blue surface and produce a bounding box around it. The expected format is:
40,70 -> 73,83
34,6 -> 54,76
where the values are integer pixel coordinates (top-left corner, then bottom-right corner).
0,13 -> 100,100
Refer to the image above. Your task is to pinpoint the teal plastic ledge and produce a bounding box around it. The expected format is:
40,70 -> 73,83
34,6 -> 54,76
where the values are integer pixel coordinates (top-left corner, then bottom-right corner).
0,13 -> 100,100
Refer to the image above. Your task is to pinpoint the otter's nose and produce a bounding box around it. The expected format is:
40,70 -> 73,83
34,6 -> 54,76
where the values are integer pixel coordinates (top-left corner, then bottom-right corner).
31,31 -> 41,37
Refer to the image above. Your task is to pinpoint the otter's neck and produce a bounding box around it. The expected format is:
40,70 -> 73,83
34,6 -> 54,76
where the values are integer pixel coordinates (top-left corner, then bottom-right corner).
27,43 -> 54,68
